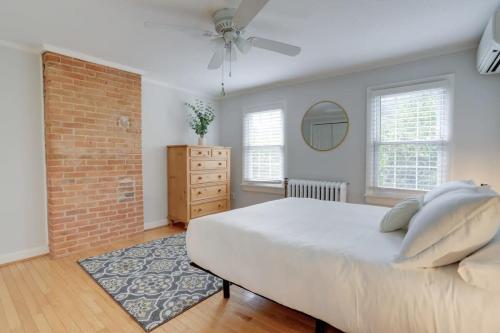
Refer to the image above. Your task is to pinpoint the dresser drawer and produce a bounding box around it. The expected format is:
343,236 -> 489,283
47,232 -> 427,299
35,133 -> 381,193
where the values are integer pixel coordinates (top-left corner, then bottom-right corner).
191,184 -> 227,201
190,172 -> 226,185
191,199 -> 227,218
190,160 -> 227,171
190,148 -> 211,158
211,148 -> 228,159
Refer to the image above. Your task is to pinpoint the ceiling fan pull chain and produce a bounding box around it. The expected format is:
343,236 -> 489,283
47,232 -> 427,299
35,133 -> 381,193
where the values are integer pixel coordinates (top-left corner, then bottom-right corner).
220,55 -> 226,97
229,42 -> 232,78
146,0 -> 301,95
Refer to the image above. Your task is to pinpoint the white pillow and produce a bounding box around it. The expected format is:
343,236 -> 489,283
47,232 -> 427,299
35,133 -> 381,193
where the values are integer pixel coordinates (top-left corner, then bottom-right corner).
379,197 -> 421,232
458,232 -> 500,292
393,188 -> 500,268
423,180 -> 476,205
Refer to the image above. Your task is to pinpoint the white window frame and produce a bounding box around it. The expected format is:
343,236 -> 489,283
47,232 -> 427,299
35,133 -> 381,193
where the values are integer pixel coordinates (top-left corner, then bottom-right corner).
241,102 -> 286,195
365,74 -> 454,204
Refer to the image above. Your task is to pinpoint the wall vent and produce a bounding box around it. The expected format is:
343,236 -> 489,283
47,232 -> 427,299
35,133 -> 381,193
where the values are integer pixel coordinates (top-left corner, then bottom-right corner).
118,177 -> 135,202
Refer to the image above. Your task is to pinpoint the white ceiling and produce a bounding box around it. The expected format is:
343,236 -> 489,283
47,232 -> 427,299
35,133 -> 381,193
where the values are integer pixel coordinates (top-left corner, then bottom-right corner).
1,0 -> 498,97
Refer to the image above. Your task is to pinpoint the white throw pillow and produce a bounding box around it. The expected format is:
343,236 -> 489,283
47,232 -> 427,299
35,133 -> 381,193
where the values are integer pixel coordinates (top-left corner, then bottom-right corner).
423,180 -> 476,205
379,197 -> 421,232
393,188 -> 500,268
458,232 -> 500,292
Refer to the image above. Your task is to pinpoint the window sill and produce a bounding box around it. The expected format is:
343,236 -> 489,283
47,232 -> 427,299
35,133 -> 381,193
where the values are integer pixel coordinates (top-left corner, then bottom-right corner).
241,183 -> 285,195
365,189 -> 426,207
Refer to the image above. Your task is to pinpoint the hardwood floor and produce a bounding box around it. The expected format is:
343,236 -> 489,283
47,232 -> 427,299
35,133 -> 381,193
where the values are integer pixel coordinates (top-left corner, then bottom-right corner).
0,225 -> 341,333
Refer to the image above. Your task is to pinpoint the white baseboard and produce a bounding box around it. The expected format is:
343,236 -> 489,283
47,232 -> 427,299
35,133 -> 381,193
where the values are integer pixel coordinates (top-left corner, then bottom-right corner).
144,219 -> 169,230
0,221 -> 170,265
0,245 -> 49,265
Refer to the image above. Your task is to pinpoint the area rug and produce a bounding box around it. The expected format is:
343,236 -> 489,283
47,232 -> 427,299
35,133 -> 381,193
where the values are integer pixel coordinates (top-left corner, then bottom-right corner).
78,233 -> 222,331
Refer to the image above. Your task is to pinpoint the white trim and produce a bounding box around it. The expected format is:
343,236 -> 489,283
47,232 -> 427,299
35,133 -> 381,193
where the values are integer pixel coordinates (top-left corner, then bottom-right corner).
366,73 -> 455,95
365,195 -> 400,207
38,54 -> 50,248
144,219 -> 169,230
42,44 -> 146,75
0,41 -> 215,99
241,183 -> 285,195
0,39 -> 41,54
0,40 -> 475,100
223,44 -> 475,99
365,74 -> 455,201
241,101 -> 287,186
365,188 -> 426,207
142,77 -> 214,100
0,246 -> 49,265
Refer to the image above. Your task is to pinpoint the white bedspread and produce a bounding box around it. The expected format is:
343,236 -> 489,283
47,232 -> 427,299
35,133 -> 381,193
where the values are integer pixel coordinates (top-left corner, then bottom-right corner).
186,198 -> 500,333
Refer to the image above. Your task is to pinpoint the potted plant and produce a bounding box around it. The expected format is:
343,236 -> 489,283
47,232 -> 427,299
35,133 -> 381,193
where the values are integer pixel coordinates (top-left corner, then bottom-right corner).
185,99 -> 216,145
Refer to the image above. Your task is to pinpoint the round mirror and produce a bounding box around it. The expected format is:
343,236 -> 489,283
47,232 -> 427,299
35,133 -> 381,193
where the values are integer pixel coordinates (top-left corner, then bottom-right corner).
301,101 -> 349,151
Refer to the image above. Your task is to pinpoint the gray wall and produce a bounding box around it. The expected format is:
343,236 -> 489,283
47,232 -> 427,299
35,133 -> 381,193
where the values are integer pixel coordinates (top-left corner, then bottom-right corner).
0,44 -> 222,262
220,49 -> 500,208
0,45 -> 47,263
142,81 -> 220,229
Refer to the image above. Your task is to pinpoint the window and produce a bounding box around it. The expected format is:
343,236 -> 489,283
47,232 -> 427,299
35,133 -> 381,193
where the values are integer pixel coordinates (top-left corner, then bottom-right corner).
243,107 -> 284,186
366,75 -> 453,198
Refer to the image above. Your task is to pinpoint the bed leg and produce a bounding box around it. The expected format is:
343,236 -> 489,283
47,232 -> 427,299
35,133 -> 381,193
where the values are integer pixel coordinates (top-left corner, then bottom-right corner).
223,280 -> 230,299
315,319 -> 326,333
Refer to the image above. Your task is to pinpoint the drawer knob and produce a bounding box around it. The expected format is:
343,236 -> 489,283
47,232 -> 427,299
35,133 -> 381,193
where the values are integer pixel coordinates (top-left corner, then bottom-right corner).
218,189 -> 222,193
197,191 -> 202,195
198,176 -> 203,180
198,163 -> 202,167
218,175 -> 222,178
198,208 -> 202,212
218,204 -> 222,208
218,152 -> 222,155
198,151 -> 202,155
218,163 -> 222,166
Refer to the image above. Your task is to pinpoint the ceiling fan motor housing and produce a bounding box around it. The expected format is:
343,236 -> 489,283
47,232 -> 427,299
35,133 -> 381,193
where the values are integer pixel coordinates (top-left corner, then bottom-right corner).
213,8 -> 237,34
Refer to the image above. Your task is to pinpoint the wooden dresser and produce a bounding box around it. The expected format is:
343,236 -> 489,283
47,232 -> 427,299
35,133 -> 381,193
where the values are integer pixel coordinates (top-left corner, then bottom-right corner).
167,145 -> 231,225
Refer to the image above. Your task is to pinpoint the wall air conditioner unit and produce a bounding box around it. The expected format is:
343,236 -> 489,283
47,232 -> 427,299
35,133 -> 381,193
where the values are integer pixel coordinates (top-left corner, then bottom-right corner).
477,9 -> 500,74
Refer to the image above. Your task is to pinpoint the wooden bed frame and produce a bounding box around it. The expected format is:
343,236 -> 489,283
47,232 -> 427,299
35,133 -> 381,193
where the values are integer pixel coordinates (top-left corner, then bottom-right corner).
190,262 -> 330,333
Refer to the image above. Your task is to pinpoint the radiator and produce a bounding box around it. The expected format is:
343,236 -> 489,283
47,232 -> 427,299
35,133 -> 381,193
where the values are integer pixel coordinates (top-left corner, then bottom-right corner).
285,178 -> 348,202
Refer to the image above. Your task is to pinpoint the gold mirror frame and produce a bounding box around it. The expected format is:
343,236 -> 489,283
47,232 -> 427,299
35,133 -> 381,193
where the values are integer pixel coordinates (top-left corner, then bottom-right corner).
301,100 -> 349,152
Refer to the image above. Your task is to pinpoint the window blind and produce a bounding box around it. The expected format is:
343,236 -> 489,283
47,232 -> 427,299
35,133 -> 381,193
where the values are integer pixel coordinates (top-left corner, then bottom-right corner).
243,109 -> 284,184
367,78 -> 451,194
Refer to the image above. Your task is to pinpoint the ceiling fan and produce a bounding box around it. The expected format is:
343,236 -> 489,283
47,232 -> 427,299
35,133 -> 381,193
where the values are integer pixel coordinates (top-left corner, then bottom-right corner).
145,0 -> 301,95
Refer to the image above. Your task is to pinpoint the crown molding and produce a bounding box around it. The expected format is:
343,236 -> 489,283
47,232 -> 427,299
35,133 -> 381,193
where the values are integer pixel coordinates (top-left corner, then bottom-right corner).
0,40 -> 41,54
0,39 -> 219,100
222,42 -> 478,99
42,44 -> 146,75
0,41 -> 147,76
142,77 -> 218,100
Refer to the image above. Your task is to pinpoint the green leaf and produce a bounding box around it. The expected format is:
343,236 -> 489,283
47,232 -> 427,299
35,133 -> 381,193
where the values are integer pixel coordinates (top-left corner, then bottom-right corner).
185,99 -> 216,137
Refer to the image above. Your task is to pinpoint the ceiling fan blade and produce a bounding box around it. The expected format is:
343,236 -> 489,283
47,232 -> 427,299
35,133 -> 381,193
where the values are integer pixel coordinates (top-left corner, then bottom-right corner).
249,37 -> 301,56
144,21 -> 217,37
232,0 -> 269,29
207,46 -> 224,70
234,36 -> 252,54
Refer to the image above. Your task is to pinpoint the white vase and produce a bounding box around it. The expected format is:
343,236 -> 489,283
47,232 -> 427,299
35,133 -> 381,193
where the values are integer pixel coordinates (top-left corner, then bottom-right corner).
198,136 -> 207,145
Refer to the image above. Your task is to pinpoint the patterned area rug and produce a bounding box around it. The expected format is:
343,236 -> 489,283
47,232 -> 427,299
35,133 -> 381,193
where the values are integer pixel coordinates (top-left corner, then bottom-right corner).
78,233 -> 222,331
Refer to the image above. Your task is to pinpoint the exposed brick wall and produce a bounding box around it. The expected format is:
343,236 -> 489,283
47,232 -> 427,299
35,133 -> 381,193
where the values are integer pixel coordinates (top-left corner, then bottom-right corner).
43,52 -> 143,258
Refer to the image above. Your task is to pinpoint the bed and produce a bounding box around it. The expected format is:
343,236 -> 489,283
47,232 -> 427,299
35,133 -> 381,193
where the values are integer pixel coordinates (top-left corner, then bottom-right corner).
186,197 -> 500,333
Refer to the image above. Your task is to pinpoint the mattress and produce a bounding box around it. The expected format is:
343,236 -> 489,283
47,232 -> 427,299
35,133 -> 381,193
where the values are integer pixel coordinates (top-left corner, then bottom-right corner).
186,198 -> 500,333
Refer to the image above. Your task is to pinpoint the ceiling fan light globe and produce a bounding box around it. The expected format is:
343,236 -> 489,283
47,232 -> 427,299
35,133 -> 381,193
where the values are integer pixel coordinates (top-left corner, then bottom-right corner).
224,44 -> 237,61
209,37 -> 225,51
235,37 -> 252,54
